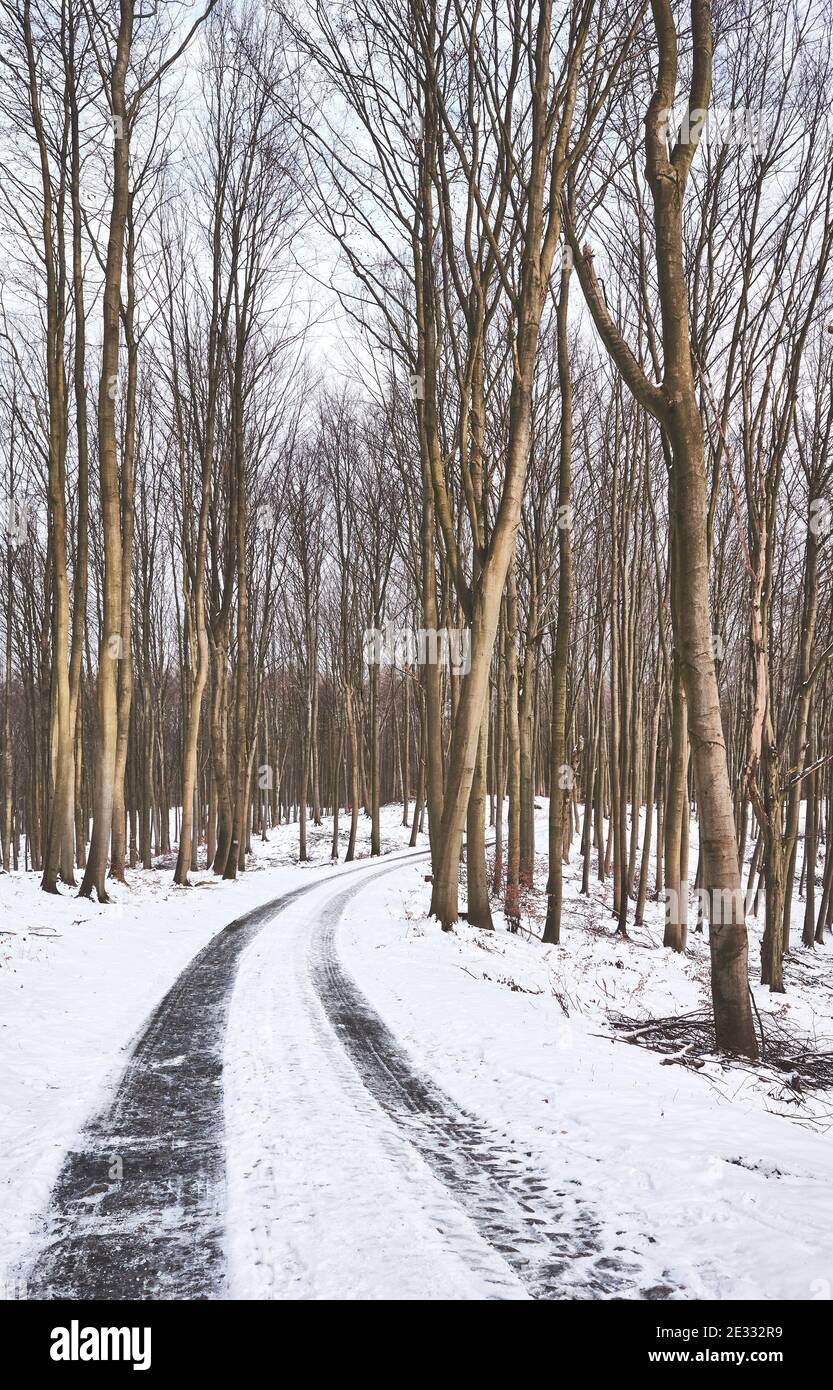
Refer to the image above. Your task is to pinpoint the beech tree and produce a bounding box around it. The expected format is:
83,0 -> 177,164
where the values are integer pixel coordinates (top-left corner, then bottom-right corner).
566,0 -> 760,1056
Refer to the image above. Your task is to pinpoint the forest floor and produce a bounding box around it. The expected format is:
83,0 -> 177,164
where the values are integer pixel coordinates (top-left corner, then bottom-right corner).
1,804 -> 831,1301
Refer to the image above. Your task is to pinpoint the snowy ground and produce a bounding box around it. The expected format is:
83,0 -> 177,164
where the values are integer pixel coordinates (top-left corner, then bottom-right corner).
0,810 -> 427,1297
1,802 -> 832,1300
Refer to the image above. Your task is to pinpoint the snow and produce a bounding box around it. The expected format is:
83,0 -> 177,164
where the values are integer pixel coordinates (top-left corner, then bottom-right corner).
224,871 -> 528,1300
0,809 -> 426,1296
1,801 -> 832,1300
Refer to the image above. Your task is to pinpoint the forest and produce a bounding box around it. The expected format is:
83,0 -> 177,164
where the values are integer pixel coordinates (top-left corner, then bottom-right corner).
0,0 -> 833,1313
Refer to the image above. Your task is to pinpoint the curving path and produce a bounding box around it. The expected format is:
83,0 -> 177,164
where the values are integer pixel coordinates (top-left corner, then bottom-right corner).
26,857 -> 422,1299
27,849 -> 668,1300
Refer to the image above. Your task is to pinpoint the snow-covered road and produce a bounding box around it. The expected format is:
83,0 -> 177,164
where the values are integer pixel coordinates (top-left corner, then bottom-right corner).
21,849 -> 431,1298
23,847 -> 658,1301
24,873 -> 335,1298
226,857 -> 659,1299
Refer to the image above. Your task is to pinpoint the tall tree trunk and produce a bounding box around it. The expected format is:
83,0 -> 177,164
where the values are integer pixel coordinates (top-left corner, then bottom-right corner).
109,219 -> 138,882
544,262 -> 573,945
79,1 -> 133,901
568,0 -> 758,1055
465,694 -> 493,928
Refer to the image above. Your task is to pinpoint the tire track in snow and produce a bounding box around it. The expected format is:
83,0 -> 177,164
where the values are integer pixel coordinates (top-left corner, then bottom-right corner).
312,867 -> 673,1301
225,875 -> 531,1299
27,845 -> 672,1301
26,852 -> 428,1300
